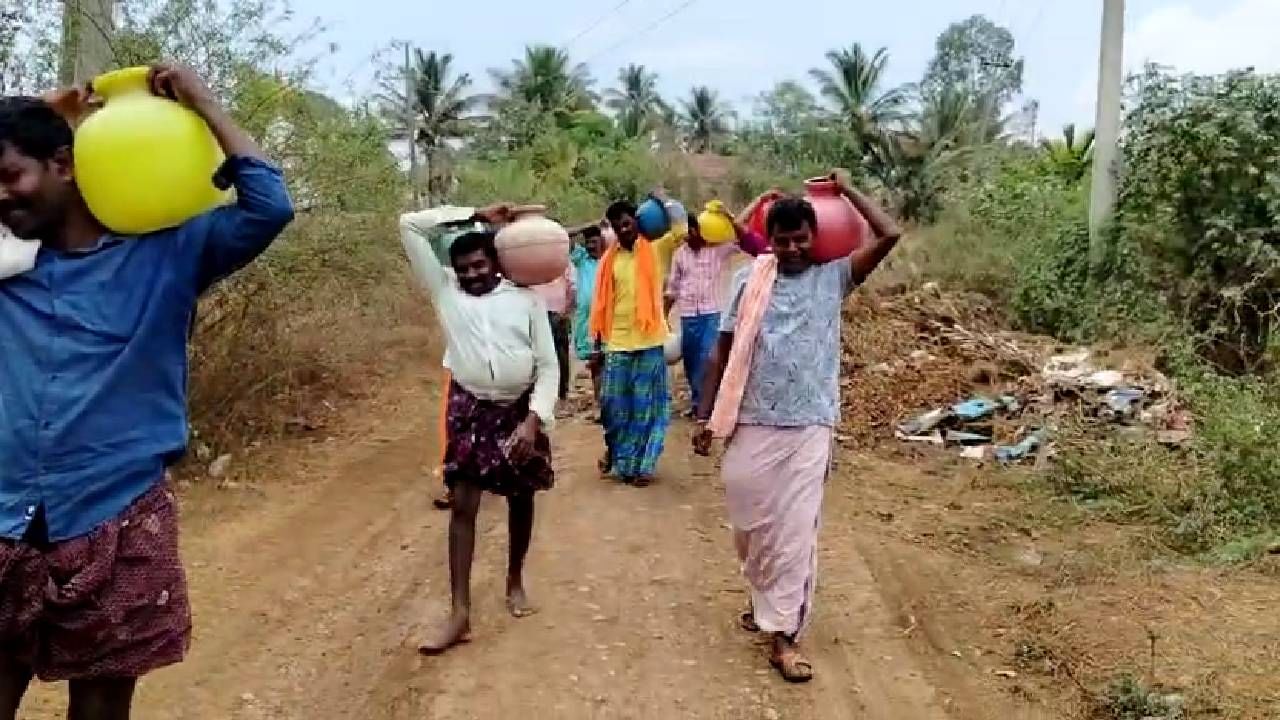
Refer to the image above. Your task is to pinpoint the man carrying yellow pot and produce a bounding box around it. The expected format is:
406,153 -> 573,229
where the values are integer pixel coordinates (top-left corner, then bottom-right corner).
0,65 -> 294,718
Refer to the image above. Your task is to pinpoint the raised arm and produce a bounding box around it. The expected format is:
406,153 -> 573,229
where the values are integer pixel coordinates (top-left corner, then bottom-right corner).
712,204 -> 768,257
151,64 -> 294,292
833,171 -> 903,284
736,188 -> 783,226
399,205 -> 477,297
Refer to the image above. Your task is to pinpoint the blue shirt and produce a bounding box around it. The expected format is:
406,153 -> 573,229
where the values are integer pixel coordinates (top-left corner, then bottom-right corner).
0,156 -> 294,541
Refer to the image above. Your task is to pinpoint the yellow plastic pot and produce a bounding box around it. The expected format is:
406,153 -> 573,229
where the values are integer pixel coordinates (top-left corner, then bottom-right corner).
697,200 -> 736,245
74,66 -> 230,235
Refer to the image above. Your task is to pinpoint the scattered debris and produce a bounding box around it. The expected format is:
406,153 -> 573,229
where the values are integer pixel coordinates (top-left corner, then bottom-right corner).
209,453 -> 233,478
891,344 -> 1188,464
995,430 -> 1048,464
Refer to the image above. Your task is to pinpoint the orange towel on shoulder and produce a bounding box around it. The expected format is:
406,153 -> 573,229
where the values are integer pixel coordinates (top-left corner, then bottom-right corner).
588,237 -> 662,344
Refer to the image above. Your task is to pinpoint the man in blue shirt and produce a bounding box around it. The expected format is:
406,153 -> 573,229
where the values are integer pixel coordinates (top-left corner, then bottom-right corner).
0,64 -> 293,718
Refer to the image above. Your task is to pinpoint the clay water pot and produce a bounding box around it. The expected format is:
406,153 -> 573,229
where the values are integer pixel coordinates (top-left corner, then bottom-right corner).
494,207 -> 570,286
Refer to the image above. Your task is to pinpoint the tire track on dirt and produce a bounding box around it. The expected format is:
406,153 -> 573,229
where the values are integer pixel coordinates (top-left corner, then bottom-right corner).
21,369 -> 1024,719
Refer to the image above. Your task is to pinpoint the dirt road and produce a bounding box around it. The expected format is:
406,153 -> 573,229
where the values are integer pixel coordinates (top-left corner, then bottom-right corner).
21,368 -> 1033,720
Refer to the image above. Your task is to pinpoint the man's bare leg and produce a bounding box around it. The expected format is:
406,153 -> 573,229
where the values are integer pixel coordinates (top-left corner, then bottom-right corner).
68,677 -> 136,720
0,656 -> 32,720
419,482 -> 483,655
505,493 -> 536,617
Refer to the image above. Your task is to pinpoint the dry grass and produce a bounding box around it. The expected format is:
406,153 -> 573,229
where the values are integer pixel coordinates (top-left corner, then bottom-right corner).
185,212 -> 436,465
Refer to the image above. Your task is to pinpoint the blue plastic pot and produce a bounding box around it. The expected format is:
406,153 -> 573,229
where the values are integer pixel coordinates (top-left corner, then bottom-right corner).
636,196 -> 671,239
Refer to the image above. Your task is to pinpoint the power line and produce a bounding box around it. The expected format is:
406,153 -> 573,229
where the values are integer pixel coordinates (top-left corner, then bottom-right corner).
562,0 -> 633,50
582,0 -> 700,66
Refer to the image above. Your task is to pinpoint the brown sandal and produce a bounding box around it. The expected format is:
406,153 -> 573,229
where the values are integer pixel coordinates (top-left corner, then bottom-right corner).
770,650 -> 814,683
739,609 -> 760,633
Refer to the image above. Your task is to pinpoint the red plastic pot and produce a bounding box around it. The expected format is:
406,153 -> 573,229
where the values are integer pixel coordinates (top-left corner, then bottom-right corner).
802,177 -> 868,263
745,195 -> 775,239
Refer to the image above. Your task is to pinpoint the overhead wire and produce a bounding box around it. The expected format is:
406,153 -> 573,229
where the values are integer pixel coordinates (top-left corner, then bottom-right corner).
582,0 -> 700,66
562,0 -> 634,50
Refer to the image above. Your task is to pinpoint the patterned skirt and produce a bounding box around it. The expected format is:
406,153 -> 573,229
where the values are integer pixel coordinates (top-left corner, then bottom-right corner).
443,381 -> 554,497
600,346 -> 671,478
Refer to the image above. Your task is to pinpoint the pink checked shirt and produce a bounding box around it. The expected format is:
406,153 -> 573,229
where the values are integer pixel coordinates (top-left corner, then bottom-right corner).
665,230 -> 768,317
529,265 -> 576,315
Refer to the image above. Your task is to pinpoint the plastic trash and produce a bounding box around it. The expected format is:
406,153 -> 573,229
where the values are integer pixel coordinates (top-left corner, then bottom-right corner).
951,397 -> 1000,421
995,430 -> 1047,463
1103,387 -> 1145,416
897,408 -> 948,436
945,430 -> 992,446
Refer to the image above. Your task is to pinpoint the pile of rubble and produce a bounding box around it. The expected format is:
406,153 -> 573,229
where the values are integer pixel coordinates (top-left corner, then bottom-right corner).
836,284 -> 1194,461
895,348 -> 1193,463
837,284 -> 1050,445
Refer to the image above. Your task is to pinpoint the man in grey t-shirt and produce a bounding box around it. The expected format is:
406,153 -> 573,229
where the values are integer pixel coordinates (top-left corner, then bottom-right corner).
693,171 -> 903,683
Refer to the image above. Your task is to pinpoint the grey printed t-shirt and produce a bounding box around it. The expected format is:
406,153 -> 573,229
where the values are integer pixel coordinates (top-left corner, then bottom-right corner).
720,256 -> 857,427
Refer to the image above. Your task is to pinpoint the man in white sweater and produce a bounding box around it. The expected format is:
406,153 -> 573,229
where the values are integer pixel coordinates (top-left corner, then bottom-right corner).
399,203 -> 559,655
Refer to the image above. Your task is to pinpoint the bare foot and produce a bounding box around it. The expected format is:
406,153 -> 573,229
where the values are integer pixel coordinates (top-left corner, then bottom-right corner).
505,585 -> 537,618
418,612 -> 471,655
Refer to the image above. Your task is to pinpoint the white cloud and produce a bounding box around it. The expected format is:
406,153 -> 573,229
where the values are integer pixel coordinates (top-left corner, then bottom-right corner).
1073,0 -> 1280,119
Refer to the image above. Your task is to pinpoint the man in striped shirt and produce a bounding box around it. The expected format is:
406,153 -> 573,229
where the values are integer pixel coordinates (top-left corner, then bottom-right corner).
663,198 -> 771,415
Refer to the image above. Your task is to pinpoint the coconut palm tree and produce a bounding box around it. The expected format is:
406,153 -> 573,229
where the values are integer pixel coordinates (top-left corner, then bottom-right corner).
680,85 -> 731,153
605,63 -> 667,138
488,44 -> 595,121
870,88 -> 981,221
1040,123 -> 1095,182
379,49 -> 478,200
808,44 -> 910,156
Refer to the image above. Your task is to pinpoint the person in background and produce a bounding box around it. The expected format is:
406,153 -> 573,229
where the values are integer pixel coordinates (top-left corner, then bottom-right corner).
589,200 -> 671,487
692,171 -> 902,683
648,192 -> 687,283
663,195 -> 775,416
399,202 -> 558,655
0,65 -> 294,718
529,265 -> 575,408
569,224 -> 607,412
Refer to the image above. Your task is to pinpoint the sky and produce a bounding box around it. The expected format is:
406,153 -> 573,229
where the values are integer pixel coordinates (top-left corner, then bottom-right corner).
295,0 -> 1280,137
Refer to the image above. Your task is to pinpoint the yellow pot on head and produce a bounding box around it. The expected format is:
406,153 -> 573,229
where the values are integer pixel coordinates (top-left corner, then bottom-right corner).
74,66 -> 231,235
697,200 -> 736,245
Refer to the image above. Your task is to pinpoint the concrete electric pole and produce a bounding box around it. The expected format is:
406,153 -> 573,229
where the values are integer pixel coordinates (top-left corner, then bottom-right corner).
59,0 -> 117,85
1088,0 -> 1125,260
403,42 -> 420,207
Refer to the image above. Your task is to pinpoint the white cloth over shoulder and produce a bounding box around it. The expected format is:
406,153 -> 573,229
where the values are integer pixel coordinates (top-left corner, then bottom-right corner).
399,205 -> 559,427
0,227 -> 37,280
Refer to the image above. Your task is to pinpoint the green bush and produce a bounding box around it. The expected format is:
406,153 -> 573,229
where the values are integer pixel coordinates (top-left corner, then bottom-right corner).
1118,67 -> 1280,374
